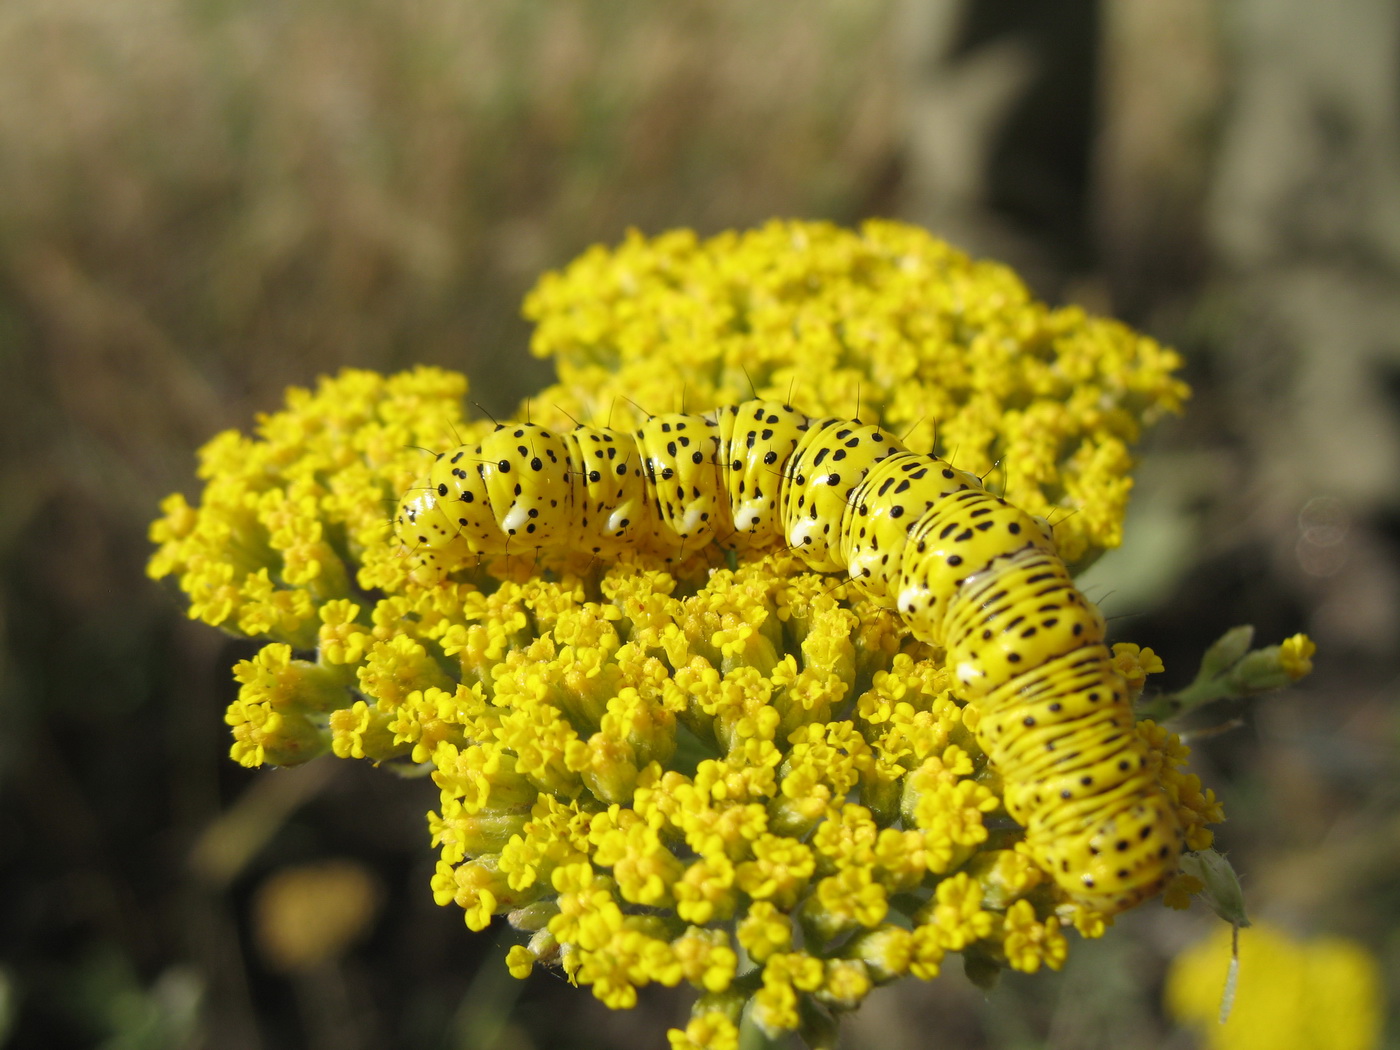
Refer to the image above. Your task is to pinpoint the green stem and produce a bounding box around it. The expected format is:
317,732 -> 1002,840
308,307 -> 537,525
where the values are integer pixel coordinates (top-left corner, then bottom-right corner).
1137,675 -> 1234,722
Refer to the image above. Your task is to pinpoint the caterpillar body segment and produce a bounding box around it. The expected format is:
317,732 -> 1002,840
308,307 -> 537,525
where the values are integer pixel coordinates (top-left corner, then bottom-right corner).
841,451 -> 983,608
942,546 -> 1105,691
558,423 -> 660,559
712,400 -> 808,550
477,424 -> 574,549
635,411 -> 724,551
393,398 -> 1183,912
947,547 -> 1176,911
782,419 -> 904,573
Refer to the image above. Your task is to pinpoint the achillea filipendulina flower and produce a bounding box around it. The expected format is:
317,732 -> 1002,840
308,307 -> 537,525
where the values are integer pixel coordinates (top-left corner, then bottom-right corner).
149,221 -> 1313,1047
1166,922 -> 1383,1050
522,220 -> 1190,569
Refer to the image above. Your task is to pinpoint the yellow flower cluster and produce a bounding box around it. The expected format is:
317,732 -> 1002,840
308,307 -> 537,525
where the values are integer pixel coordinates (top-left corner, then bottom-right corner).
149,367 -> 481,655
524,219 -> 1189,566
149,221 -> 1222,1045
1166,922 -> 1383,1050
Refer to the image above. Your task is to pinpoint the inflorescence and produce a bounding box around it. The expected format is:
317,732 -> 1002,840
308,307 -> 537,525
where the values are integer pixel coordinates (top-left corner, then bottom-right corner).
149,220 -> 1312,1048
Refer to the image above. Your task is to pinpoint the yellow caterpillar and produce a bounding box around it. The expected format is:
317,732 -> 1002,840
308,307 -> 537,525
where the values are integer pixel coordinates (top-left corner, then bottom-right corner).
395,400 -> 1182,913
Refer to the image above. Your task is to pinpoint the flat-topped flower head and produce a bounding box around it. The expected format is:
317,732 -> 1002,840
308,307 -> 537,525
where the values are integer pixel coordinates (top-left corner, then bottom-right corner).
524,219 -> 1190,566
148,221 -> 1307,1047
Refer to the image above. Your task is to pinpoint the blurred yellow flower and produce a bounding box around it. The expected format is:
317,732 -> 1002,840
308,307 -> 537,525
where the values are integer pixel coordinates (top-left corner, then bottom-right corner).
1166,922 -> 1383,1050
252,860 -> 382,973
1280,633 -> 1317,680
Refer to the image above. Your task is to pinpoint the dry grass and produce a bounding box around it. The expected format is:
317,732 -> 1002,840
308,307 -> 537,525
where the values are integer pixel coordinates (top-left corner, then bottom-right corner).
0,0 -> 897,468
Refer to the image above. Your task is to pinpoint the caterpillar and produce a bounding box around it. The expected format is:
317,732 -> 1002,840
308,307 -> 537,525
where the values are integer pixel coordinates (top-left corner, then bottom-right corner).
394,400 -> 1183,913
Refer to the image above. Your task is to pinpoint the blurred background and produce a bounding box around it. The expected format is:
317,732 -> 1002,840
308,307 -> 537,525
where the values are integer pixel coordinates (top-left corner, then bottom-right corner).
1,1 -> 1397,1047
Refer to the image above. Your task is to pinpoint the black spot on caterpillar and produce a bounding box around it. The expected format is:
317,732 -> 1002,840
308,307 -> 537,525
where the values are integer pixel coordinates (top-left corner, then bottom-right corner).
394,399 -> 1182,912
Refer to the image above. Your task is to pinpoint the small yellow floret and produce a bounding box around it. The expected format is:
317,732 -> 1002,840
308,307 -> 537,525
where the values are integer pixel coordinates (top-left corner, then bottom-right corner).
668,1012 -> 739,1050
1280,633 -> 1317,680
